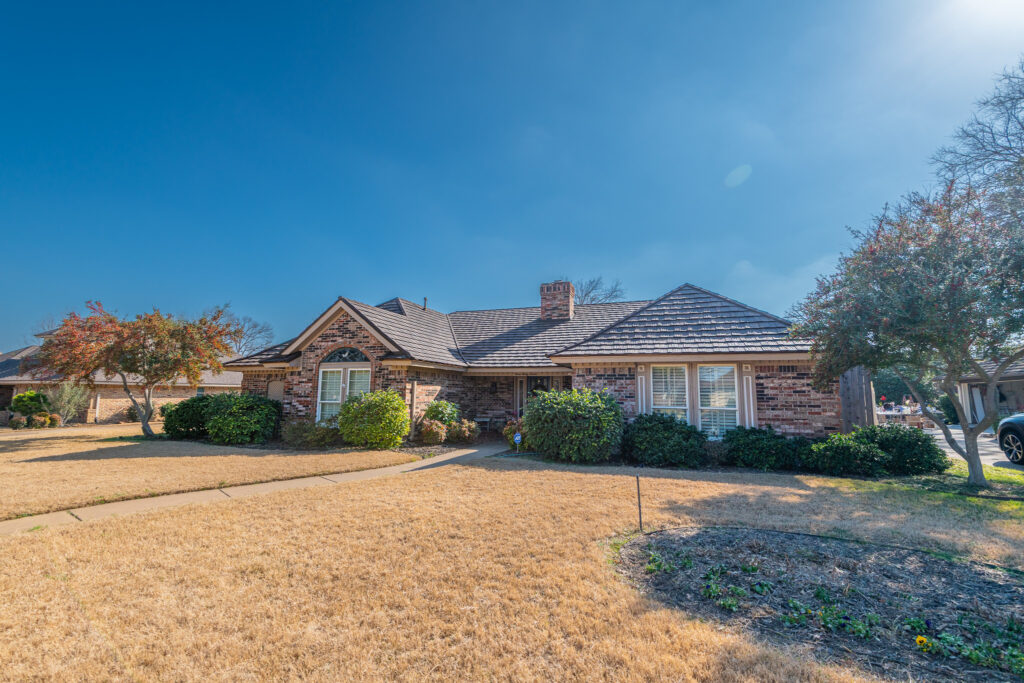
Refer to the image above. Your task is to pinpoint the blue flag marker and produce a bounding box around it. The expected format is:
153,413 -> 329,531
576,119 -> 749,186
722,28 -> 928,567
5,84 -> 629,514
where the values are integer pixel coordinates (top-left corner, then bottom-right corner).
513,432 -> 521,453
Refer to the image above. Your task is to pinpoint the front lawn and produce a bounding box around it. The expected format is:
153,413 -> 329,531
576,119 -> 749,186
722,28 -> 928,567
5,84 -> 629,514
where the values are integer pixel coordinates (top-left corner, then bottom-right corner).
0,424 -> 417,519
0,456 -> 1021,680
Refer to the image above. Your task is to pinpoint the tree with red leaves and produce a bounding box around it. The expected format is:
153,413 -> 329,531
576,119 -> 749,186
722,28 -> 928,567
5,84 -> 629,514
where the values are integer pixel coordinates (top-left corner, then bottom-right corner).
35,302 -> 242,437
791,183 -> 1024,487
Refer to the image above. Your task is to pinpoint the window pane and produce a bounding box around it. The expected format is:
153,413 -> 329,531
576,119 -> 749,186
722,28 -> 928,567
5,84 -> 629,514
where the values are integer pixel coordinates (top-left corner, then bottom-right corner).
699,366 -> 736,409
348,369 -> 370,398
700,409 -> 737,438
319,370 -> 342,402
652,366 -> 687,408
319,401 -> 341,421
653,408 -> 688,418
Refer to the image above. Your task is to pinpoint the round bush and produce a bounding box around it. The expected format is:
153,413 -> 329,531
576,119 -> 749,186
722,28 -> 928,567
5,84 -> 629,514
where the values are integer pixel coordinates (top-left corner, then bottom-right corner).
522,388 -> 623,463
722,426 -> 806,471
853,423 -> 950,475
48,413 -> 62,428
124,404 -> 139,422
418,419 -> 447,445
29,412 -> 51,428
12,390 -> 49,416
422,400 -> 460,426
163,395 -> 212,440
205,394 -> 282,445
804,433 -> 888,477
447,419 -> 480,444
338,389 -> 410,450
502,418 -> 528,450
8,416 -> 26,430
623,413 -> 707,468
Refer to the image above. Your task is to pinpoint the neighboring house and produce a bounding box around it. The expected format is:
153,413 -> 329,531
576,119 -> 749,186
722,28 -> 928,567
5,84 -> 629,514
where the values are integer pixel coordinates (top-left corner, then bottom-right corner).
957,359 -> 1024,426
0,335 -> 242,425
227,281 -> 849,438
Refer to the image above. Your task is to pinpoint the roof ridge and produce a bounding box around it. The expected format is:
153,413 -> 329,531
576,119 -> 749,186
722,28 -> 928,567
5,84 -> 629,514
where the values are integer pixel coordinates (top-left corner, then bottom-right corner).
679,283 -> 792,325
445,312 -> 468,364
550,286 -> 685,356
339,297 -> 409,357
449,299 -> 649,315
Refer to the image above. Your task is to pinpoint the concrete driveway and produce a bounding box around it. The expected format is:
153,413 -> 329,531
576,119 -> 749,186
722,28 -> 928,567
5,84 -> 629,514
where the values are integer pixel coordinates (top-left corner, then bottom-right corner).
926,427 -> 1024,472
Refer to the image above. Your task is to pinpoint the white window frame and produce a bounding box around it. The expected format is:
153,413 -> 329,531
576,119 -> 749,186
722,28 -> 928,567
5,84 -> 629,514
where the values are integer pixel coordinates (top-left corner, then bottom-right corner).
697,364 -> 739,438
316,363 -> 372,422
650,365 -> 689,423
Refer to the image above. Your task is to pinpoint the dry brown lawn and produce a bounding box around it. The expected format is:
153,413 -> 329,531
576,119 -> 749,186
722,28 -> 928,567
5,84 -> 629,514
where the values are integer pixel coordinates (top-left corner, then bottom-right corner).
2,456 -> 1022,681
0,424 -> 416,519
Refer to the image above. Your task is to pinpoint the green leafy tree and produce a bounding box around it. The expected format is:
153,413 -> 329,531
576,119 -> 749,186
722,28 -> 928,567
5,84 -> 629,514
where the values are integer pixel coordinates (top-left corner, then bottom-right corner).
791,183 -> 1024,486
34,302 -> 241,437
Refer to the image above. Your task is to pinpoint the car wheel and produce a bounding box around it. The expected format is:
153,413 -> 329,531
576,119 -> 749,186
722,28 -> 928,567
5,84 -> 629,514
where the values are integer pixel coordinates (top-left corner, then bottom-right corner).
1002,430 -> 1024,464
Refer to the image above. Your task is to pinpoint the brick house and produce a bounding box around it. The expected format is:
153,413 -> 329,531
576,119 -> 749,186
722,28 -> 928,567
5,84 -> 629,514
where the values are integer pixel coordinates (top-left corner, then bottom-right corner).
0,340 -> 241,425
227,281 -> 845,438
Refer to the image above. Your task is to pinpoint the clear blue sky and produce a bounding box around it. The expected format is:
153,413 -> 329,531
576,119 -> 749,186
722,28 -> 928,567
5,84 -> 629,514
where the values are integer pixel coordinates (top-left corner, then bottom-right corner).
2,1 -> 1023,350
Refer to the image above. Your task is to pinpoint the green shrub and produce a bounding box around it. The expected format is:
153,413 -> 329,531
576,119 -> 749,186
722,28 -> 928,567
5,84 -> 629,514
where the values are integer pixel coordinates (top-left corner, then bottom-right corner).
722,426 -> 806,471
938,395 -> 959,425
163,395 -> 212,440
204,394 -> 281,445
12,390 -> 49,416
853,423 -> 949,475
8,416 -> 26,430
804,433 -> 888,477
48,413 -> 62,428
418,419 -> 447,445
422,400 -> 460,426
503,418 -> 528,450
338,389 -> 410,450
125,404 -> 139,422
523,389 -> 623,463
159,403 -> 176,418
29,412 -> 51,428
623,413 -> 707,468
281,418 -> 345,449
447,418 -> 480,444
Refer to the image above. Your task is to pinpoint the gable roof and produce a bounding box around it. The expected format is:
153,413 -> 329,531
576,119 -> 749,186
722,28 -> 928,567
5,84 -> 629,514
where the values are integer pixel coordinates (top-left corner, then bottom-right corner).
230,283 -> 808,371
550,284 -> 809,357
959,358 -> 1024,383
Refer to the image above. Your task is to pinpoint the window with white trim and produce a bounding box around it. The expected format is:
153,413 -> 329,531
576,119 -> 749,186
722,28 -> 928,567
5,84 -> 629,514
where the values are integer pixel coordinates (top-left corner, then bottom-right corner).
651,365 -> 688,419
316,366 -> 372,422
698,365 -> 738,437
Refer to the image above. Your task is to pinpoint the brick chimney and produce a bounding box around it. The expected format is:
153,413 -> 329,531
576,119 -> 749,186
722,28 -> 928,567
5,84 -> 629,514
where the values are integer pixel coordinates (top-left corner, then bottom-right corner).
540,281 -> 575,320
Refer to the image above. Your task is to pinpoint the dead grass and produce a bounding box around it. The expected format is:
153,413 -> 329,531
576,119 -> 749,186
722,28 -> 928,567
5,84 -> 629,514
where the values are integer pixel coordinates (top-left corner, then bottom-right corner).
0,424 -> 416,519
2,456 -> 1023,680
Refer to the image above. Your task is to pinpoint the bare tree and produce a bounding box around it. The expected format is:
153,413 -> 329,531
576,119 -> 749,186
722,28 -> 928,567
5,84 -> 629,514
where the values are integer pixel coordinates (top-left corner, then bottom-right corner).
573,276 -> 625,305
227,314 -> 275,356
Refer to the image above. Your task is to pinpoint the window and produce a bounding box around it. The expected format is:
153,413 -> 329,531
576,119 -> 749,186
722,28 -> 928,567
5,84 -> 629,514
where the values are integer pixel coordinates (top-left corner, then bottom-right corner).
317,369 -> 344,421
321,347 -> 369,363
651,366 -> 688,419
196,387 -> 205,397
348,369 -> 370,398
698,365 -> 738,437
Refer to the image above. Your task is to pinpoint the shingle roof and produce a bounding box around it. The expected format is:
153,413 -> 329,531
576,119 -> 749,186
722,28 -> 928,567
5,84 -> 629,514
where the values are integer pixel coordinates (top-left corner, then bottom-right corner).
552,284 -> 809,357
960,358 -> 1024,382
225,340 -> 300,367
0,345 -> 243,386
346,298 -> 467,367
448,301 -> 649,367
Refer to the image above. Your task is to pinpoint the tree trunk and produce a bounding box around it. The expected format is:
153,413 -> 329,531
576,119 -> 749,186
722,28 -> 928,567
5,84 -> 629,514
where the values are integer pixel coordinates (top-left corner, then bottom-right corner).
139,386 -> 156,438
962,431 -> 989,487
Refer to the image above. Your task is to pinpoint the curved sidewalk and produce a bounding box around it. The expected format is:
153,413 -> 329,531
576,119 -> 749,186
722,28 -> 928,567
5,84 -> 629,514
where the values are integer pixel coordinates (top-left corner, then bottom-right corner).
0,441 -> 508,536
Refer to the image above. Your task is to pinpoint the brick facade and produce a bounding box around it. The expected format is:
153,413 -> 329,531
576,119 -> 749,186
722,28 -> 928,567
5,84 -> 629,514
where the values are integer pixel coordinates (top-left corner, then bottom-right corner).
754,363 -> 841,437
572,364 -> 638,417
540,281 -> 574,320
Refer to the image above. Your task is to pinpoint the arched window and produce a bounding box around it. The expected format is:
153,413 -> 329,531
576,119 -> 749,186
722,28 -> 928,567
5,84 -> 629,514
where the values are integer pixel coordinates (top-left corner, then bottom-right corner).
316,347 -> 372,421
321,347 -> 369,363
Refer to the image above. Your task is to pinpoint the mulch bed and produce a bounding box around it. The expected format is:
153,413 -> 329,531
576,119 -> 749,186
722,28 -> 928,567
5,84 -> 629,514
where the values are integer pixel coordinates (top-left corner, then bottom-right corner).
617,527 -> 1024,681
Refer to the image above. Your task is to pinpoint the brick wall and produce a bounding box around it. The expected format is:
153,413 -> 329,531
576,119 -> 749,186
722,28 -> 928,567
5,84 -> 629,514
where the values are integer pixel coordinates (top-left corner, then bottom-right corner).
241,370 -> 288,397
540,281 -> 575,320
572,364 -> 638,417
403,370 -> 516,424
754,363 -> 840,437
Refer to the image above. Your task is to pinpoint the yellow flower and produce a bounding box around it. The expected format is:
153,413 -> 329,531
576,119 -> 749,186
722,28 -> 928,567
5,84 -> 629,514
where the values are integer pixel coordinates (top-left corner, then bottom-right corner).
916,636 -> 927,645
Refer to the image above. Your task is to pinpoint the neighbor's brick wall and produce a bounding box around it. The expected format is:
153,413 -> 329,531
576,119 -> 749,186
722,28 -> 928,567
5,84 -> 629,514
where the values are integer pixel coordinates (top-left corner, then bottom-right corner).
572,364 -> 638,417
754,363 -> 840,437
281,311 -> 392,420
241,370 -> 288,397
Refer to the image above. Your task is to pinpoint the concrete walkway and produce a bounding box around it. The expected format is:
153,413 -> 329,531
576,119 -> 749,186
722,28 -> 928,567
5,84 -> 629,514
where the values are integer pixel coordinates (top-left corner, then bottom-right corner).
0,441 -> 508,536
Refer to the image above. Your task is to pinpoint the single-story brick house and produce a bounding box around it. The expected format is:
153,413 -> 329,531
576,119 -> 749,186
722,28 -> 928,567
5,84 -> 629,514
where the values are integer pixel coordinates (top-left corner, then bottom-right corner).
0,338 -> 242,425
228,281 -> 847,438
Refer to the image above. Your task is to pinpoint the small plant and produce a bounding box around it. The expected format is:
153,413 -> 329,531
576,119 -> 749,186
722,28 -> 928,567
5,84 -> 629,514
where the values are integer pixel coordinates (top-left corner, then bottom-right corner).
916,635 -> 933,653
701,581 -> 723,599
904,617 -> 929,634
47,413 -> 62,428
702,565 -> 726,581
29,412 -> 51,428
125,404 -> 139,422
727,585 -> 747,597
740,563 -> 759,573
502,418 -> 528,450
422,400 -> 460,426
716,597 -> 739,612
446,418 -> 480,443
644,548 -> 676,574
418,419 -> 447,445
751,580 -> 774,595
8,416 -> 26,430
814,586 -> 834,604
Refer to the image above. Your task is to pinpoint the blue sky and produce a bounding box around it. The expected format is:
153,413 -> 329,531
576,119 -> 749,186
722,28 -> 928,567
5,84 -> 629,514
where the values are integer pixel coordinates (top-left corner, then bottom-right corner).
2,1 -> 1023,350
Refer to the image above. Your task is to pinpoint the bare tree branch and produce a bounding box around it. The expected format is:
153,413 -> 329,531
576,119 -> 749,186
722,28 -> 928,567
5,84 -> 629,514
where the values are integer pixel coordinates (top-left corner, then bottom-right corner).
573,276 -> 625,305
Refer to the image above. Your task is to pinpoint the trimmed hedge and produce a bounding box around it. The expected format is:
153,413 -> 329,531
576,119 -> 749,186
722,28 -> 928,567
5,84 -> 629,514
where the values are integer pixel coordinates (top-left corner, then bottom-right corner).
523,388 -> 623,463
852,423 -> 950,475
623,413 -> 707,468
205,394 -> 281,445
804,433 -> 888,477
338,389 -> 410,450
422,400 -> 460,426
163,395 -> 213,440
722,426 -> 810,472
